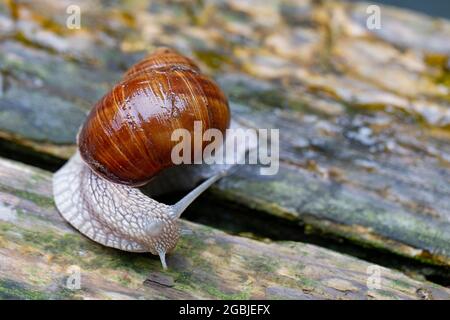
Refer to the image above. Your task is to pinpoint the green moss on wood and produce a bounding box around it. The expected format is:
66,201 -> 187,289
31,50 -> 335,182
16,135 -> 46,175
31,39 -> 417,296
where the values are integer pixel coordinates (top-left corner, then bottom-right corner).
0,186 -> 54,208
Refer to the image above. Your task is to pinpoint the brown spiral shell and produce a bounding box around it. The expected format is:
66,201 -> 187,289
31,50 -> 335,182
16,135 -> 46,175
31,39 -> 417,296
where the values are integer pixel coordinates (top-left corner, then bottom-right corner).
78,47 -> 230,187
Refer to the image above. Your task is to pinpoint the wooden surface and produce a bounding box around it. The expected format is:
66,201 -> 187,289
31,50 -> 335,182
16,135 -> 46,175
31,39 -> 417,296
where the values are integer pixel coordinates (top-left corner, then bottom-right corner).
0,157 -> 449,299
0,0 -> 449,299
1,0 -> 449,266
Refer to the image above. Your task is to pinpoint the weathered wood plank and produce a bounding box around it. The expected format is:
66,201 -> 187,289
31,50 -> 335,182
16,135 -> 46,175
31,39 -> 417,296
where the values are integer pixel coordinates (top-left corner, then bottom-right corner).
0,157 -> 449,300
0,0 -> 449,266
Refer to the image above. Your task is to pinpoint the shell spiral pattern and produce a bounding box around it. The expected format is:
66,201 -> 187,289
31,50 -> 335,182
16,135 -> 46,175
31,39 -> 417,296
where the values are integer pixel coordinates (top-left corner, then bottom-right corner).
78,47 -> 230,187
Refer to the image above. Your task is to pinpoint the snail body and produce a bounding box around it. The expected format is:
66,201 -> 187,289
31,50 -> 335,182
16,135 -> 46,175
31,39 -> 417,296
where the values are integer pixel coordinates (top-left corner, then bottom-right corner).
53,48 -> 243,269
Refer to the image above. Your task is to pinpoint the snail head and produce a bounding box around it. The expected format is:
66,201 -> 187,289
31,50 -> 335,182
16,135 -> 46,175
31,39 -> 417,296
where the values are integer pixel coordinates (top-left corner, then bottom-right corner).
142,217 -> 180,269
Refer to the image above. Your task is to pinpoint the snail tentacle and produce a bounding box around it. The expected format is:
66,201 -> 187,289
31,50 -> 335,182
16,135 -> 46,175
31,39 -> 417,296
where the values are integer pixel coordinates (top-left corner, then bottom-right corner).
170,171 -> 225,219
169,118 -> 259,218
158,249 -> 168,270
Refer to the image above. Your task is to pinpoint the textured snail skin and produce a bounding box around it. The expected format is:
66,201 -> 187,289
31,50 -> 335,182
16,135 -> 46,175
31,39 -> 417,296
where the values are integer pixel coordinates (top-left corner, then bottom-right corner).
78,47 -> 230,187
53,152 -> 179,255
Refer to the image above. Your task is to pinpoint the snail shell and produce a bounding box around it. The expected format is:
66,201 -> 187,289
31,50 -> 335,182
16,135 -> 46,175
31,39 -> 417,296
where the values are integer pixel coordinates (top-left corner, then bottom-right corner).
78,47 -> 230,187
53,48 -> 255,269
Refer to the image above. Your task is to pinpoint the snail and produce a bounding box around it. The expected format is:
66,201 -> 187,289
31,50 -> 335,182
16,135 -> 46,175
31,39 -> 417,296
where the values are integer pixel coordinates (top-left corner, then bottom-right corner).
53,47 -> 253,269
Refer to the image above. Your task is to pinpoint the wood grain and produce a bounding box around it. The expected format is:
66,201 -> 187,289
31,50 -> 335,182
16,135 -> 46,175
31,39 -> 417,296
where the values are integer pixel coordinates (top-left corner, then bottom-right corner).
0,0 -> 449,266
0,157 -> 448,299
